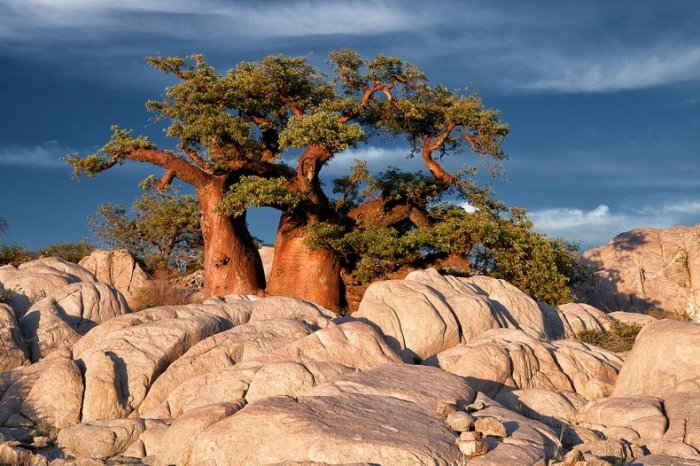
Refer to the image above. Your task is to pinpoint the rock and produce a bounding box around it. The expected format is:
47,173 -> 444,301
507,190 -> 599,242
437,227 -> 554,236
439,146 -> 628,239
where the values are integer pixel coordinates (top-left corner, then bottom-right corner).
20,282 -> 129,362
609,311 -> 657,327
355,270 -> 552,362
498,388 -> 586,430
78,312 -> 230,421
628,455 -> 700,465
644,440 -> 700,461
159,321 -> 400,418
258,245 -> 275,280
0,257 -> 90,316
354,278 -> 461,361
576,397 -> 667,441
19,348 -> 83,428
458,431 -> 489,457
79,249 -> 150,308
57,418 -> 145,459
0,303 -> 29,371
145,402 -> 245,465
557,303 -> 612,336
73,297 -> 335,359
302,363 -> 475,416
475,416 -> 507,437
549,339 -> 623,400
0,348 -> 83,429
613,319 -> 700,398
0,441 -> 41,466
138,318 -> 315,416
663,392 -> 700,450
466,397 -> 561,466
447,411 -> 475,432
188,394 -> 462,465
573,439 -> 645,463
580,224 -> 700,321
425,329 -> 622,401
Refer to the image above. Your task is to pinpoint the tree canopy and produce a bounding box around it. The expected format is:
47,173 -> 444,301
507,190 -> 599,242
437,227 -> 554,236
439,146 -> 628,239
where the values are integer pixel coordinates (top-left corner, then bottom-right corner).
67,49 -> 587,309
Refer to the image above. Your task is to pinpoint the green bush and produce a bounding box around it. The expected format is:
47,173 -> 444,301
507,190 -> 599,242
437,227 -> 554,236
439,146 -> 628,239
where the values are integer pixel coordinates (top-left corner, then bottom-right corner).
577,320 -> 642,352
38,241 -> 95,263
0,244 -> 36,266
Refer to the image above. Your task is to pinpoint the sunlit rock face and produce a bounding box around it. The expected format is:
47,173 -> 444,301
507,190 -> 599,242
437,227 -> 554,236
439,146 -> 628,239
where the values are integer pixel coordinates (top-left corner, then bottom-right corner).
580,224 -> 700,321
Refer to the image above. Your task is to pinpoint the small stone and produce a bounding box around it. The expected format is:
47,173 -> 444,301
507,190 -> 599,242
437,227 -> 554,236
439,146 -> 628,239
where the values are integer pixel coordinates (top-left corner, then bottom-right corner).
458,438 -> 489,457
447,411 -> 475,432
474,416 -> 507,438
466,400 -> 487,412
435,402 -> 458,418
459,431 -> 482,441
562,449 -> 584,466
31,436 -> 51,448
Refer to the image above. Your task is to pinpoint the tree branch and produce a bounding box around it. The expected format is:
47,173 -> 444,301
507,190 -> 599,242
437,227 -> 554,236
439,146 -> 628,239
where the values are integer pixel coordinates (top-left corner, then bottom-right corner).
125,149 -> 210,188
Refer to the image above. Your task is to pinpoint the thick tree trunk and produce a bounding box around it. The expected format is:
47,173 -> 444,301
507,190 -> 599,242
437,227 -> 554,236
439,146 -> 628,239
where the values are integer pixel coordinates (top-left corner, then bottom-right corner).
266,213 -> 344,311
198,178 -> 266,298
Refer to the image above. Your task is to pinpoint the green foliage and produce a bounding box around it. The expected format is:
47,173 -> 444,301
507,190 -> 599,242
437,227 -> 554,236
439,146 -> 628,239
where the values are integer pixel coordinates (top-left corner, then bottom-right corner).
577,321 -> 642,352
66,126 -> 155,177
0,244 -> 36,266
308,166 -> 590,305
38,241 -> 95,263
216,176 -> 304,217
280,111 -> 364,153
90,186 -> 202,273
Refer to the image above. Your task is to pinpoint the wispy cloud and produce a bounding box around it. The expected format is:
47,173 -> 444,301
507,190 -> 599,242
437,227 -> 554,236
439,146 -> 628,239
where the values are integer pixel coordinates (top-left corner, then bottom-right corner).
523,46 -> 700,93
530,201 -> 700,247
0,141 -> 67,168
0,0 -> 437,42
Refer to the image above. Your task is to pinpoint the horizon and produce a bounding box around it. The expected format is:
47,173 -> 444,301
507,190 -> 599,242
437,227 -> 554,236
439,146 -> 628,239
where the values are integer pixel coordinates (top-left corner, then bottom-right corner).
1,1 -> 699,251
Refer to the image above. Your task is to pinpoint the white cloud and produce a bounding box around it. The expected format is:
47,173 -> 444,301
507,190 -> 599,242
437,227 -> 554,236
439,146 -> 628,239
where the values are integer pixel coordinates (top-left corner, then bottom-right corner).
0,142 -> 67,167
325,145 -> 419,176
530,202 -> 700,247
523,46 -> 700,93
0,0 -> 437,41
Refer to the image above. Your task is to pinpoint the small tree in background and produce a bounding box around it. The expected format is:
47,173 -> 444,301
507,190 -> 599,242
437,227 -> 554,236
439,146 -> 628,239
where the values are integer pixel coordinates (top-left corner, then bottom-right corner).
89,182 -> 202,273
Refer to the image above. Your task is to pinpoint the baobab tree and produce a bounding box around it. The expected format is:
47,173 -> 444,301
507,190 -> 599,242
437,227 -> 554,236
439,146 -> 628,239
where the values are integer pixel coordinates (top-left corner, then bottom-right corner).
68,50 -> 510,309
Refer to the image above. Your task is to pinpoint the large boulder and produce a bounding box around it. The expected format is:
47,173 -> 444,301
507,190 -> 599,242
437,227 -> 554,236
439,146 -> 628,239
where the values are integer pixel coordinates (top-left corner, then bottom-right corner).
78,312 -> 231,422
580,224 -> 700,321
0,257 -> 94,316
79,249 -> 150,308
0,348 -> 83,429
557,303 -> 612,335
188,393 -> 462,465
354,269 -> 549,362
150,321 -> 400,418
20,281 -> 130,362
612,319 -> 700,398
0,304 -> 29,371
138,318 -> 316,415
426,328 -> 623,401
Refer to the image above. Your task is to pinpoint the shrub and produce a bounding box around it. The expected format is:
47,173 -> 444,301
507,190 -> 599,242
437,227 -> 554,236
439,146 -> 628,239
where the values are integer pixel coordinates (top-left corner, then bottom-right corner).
131,272 -> 197,311
577,320 -> 642,352
38,241 -> 95,263
0,244 -> 36,266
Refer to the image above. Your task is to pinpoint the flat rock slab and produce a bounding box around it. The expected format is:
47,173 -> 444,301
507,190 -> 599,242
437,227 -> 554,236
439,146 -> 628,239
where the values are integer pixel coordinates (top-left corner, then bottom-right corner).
188,393 -> 462,465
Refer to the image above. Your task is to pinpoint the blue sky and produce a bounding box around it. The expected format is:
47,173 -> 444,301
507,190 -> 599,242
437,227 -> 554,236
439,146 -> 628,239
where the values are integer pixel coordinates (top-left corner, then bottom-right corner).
1,0 -> 699,249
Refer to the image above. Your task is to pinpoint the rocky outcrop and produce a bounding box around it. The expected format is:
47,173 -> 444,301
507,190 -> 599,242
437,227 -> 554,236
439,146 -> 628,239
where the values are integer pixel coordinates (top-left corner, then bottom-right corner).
580,224 -> 700,321
79,249 -> 150,307
0,257 -> 94,316
425,328 -> 623,401
0,304 -> 29,371
19,282 -> 130,362
613,319 -> 700,398
2,267 -> 699,466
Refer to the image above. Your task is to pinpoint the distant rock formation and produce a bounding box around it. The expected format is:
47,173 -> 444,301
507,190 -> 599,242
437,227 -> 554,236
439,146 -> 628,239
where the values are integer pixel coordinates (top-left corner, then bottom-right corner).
579,224 -> 700,321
